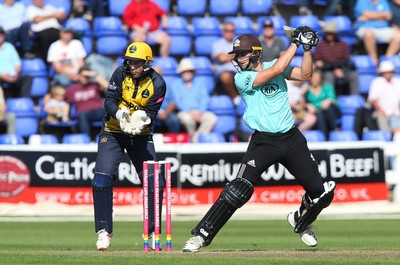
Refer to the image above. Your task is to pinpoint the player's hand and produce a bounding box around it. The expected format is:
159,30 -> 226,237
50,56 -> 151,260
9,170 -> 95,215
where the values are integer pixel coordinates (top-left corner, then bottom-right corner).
116,107 -> 131,132
130,110 -> 151,134
291,26 -> 319,51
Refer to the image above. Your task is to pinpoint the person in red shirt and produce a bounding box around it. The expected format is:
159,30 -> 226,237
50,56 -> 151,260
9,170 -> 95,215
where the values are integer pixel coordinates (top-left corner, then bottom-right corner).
64,66 -> 108,137
122,0 -> 170,57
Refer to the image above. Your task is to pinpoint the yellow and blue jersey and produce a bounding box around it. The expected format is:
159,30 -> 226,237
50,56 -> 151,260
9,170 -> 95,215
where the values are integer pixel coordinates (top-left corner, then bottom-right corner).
103,66 -> 166,135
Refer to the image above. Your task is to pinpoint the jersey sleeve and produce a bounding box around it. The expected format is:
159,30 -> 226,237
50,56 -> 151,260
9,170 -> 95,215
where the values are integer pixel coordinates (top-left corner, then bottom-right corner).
234,71 -> 258,94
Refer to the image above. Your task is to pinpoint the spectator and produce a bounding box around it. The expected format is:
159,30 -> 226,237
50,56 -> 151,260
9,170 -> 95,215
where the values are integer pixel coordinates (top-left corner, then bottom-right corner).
305,69 -> 342,138
259,18 -> 286,62
314,22 -> 359,95
0,85 -> 16,134
81,0 -> 107,21
154,67 -> 181,133
64,66 -> 108,137
0,27 -> 33,98
354,0 -> 400,66
368,60 -> 400,134
390,0 -> 400,28
297,0 -> 356,20
287,80 -> 317,131
172,59 -> 217,143
211,22 -> 239,106
0,0 -> 35,58
26,0 -> 67,62
42,85 -> 70,123
122,0 -> 170,57
47,27 -> 87,88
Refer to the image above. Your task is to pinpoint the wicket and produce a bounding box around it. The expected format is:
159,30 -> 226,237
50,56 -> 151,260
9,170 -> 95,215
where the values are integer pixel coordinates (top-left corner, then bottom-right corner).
143,160 -> 172,252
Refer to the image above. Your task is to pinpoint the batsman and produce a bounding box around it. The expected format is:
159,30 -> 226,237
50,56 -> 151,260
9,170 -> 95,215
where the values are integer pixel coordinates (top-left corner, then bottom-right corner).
91,41 -> 166,251
182,26 -> 336,252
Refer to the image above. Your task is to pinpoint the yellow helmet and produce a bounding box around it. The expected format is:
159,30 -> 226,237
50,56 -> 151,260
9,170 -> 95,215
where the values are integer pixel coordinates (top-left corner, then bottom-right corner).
122,42 -> 153,61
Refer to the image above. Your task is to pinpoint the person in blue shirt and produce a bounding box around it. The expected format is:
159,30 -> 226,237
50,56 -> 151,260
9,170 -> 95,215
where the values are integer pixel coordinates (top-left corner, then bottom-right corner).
354,0 -> 400,66
182,28 -> 336,252
172,58 -> 217,143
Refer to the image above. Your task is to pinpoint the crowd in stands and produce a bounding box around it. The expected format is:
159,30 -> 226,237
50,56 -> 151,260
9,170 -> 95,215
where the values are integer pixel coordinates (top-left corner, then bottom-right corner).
1,0 -> 400,145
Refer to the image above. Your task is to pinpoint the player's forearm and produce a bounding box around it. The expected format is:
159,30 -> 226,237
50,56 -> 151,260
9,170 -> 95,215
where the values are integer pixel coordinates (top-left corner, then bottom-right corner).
300,51 -> 313,80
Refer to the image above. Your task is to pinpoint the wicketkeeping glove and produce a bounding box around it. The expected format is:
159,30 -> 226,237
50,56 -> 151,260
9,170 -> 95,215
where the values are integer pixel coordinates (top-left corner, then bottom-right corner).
129,110 -> 151,135
116,107 -> 131,133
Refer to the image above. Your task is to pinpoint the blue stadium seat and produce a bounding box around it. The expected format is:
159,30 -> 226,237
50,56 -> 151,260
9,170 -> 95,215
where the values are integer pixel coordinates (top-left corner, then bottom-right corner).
208,95 -> 235,115
277,0 -> 298,4
64,18 -> 93,54
28,134 -> 59,144
93,17 -> 128,55
340,114 -> 356,131
362,130 -> 392,141
166,16 -> 192,56
323,15 -> 356,47
290,56 -> 303,68
212,115 -> 237,134
290,15 -> 322,36
108,0 -> 130,16
350,55 -> 377,74
224,16 -> 256,35
152,0 -> 170,12
192,17 -> 221,36
194,35 -> 221,56
6,97 -> 36,115
62,133 -> 92,144
6,97 -> 39,137
21,58 -> 49,98
0,134 -> 25,145
153,56 -> 178,76
329,130 -> 358,141
301,130 -> 326,142
336,95 -> 365,115
176,0 -> 207,16
183,56 -> 213,75
209,0 -> 240,16
198,132 -> 227,143
358,74 -> 378,95
242,0 -> 273,16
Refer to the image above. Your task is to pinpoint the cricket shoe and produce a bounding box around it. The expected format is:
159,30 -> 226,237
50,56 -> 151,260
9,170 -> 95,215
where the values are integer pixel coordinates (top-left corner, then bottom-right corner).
96,229 -> 112,251
147,232 -> 162,251
287,212 -> 318,247
182,235 -> 205,252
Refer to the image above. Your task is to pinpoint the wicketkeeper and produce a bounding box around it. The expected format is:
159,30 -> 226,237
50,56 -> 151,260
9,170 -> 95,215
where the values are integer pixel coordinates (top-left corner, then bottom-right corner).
92,42 -> 166,251
182,26 -> 336,252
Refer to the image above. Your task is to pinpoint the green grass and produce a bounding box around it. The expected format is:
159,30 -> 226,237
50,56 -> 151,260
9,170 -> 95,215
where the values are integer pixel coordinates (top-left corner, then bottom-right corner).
1,219 -> 400,265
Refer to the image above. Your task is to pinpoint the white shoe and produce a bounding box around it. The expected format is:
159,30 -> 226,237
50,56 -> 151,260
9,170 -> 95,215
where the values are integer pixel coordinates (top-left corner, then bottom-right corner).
287,212 -> 318,247
96,229 -> 112,251
182,235 -> 205,252
147,232 -> 162,251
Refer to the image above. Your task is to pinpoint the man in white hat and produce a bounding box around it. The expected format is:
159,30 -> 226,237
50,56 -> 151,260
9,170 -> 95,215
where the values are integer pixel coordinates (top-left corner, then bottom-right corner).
172,58 -> 217,142
368,60 -> 400,134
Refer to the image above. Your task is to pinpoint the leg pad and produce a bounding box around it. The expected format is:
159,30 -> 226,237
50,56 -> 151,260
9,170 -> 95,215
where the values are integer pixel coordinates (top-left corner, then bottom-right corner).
92,173 -> 113,234
191,178 -> 254,246
295,181 -> 336,233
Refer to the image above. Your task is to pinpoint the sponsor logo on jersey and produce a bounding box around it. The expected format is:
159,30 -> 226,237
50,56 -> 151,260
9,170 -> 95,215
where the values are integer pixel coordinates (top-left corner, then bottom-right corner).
245,75 -> 252,87
156,96 -> 165,103
261,83 -> 279,96
247,159 -> 256,167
